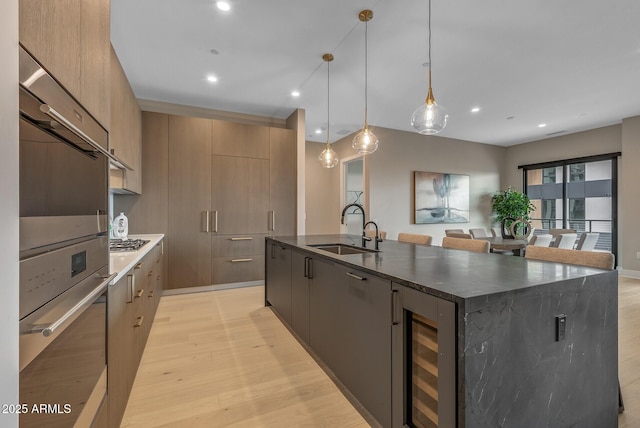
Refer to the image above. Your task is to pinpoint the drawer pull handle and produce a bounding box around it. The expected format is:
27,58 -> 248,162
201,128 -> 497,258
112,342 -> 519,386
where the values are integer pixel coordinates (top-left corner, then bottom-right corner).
134,316 -> 144,327
134,262 -> 142,270
135,289 -> 144,298
230,258 -> 253,263
148,290 -> 154,298
230,237 -> 252,241
346,272 -> 366,281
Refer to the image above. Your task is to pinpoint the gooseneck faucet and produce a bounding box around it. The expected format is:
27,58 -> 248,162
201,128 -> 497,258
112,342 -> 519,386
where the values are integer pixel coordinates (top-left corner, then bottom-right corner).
364,221 -> 383,250
340,203 -> 368,247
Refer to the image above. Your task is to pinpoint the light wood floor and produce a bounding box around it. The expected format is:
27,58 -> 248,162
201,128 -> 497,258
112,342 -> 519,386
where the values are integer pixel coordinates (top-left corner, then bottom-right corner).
120,285 -> 369,427
122,277 -> 640,427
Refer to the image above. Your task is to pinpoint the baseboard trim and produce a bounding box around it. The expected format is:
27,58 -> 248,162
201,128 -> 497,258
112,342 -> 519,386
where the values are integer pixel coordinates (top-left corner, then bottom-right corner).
618,269 -> 640,279
162,280 -> 264,296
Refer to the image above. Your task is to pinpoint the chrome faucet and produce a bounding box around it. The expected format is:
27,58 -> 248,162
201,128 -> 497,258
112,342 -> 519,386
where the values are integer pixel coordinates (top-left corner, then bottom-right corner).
364,221 -> 383,250
340,203 -> 368,247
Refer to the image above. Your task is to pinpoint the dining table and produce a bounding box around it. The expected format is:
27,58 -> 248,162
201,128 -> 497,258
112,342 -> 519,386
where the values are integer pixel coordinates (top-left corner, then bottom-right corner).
477,236 -> 530,256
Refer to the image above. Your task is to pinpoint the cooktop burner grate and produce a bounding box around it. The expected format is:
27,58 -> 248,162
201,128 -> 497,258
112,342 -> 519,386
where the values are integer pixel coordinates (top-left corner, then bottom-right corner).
109,238 -> 149,252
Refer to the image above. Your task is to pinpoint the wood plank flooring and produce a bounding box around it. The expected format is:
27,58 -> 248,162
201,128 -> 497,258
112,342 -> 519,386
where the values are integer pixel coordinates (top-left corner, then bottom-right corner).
120,286 -> 369,427
122,277 -> 640,427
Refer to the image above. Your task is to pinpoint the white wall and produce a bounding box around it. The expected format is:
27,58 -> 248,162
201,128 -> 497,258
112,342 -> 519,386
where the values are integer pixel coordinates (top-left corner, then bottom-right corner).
1,0 -> 20,426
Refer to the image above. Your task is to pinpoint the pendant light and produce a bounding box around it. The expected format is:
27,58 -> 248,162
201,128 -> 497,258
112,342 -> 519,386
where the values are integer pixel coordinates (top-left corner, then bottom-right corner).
411,0 -> 448,134
352,9 -> 379,154
319,53 -> 339,168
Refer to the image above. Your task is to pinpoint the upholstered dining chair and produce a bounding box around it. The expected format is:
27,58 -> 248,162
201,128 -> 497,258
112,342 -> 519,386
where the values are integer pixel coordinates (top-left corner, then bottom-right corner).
397,233 -> 432,246
442,237 -> 490,253
446,232 -> 473,239
528,234 -> 553,247
525,245 -> 614,270
575,232 -> 600,251
469,228 -> 489,238
490,227 -> 502,238
552,233 -> 577,249
444,229 -> 464,237
549,228 -> 577,237
364,229 -> 387,239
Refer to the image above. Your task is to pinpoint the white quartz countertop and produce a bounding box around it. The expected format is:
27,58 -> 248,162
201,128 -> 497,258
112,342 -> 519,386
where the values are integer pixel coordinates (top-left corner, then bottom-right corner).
109,234 -> 164,284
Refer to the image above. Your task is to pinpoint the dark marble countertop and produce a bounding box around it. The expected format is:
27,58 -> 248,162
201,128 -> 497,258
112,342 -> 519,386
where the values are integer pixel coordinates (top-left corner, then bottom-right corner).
267,234 -> 614,304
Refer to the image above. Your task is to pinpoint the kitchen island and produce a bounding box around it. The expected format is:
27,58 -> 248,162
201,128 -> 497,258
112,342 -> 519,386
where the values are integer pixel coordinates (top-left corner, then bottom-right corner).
265,234 -> 618,428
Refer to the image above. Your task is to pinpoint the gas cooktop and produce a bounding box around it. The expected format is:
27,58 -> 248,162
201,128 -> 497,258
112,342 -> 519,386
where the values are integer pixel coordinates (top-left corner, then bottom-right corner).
109,238 -> 149,252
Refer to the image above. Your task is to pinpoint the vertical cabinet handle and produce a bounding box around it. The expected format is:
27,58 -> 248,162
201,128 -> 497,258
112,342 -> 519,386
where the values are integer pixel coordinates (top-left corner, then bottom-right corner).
271,243 -> 276,259
391,289 -> 399,326
303,257 -> 308,278
134,316 -> 144,328
201,211 -> 210,232
307,257 -> 313,279
126,273 -> 135,303
212,210 -> 219,233
269,211 -> 276,231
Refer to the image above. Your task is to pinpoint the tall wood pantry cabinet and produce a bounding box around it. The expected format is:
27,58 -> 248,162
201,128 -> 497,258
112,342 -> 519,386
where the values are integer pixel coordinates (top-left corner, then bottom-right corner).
167,115 -> 296,290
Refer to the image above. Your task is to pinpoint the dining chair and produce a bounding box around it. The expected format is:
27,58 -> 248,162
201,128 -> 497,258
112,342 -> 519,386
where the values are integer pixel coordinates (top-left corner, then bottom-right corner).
549,228 -> 577,237
442,237 -> 490,253
444,229 -> 464,237
529,234 -> 553,247
364,229 -> 387,240
525,245 -> 614,270
490,227 -> 501,238
397,233 -> 432,246
469,228 -> 489,238
575,232 -> 599,251
446,232 -> 473,239
552,233 -> 577,249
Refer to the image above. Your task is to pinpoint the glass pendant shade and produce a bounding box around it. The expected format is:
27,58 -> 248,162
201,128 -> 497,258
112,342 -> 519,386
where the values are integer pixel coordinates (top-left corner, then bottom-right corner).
411,0 -> 448,135
411,90 -> 448,135
352,126 -> 379,154
319,144 -> 339,168
319,52 -> 338,168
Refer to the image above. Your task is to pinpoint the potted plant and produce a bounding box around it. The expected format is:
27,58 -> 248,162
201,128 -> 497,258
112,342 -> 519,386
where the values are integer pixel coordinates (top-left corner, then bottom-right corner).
491,187 -> 536,239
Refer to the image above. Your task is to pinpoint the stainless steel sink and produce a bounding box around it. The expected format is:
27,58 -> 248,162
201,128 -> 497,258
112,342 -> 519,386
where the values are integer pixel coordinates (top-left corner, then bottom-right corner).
309,243 -> 378,255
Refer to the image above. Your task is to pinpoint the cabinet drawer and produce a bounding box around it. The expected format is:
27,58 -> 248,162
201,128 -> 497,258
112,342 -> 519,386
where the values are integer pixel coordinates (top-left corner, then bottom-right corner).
211,255 -> 264,284
212,234 -> 266,257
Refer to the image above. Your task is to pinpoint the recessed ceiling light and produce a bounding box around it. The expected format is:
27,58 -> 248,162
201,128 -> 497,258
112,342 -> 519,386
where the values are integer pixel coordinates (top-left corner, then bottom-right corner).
471,107 -> 480,113
206,75 -> 218,83
210,49 -> 219,55
538,123 -> 547,128
216,1 -> 230,11
291,91 -> 300,97
315,129 -> 322,134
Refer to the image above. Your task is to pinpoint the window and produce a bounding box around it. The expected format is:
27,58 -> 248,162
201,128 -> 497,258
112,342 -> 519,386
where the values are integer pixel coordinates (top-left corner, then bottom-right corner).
520,153 -> 619,256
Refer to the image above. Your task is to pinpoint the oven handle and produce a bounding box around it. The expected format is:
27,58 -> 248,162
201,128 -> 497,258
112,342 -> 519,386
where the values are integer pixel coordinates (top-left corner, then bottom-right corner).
39,104 -> 133,170
29,272 -> 116,337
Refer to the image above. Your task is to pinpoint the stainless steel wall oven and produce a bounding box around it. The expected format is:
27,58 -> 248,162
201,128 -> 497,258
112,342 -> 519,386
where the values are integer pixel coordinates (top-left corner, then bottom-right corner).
18,45 -> 115,427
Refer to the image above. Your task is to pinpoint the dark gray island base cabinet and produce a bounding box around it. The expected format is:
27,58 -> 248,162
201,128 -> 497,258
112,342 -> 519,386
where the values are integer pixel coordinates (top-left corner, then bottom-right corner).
265,235 -> 618,428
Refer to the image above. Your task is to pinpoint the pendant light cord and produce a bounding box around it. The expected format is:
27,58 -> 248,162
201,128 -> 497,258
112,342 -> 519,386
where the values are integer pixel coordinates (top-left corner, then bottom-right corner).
326,58 -> 330,146
364,19 -> 369,128
428,0 -> 432,89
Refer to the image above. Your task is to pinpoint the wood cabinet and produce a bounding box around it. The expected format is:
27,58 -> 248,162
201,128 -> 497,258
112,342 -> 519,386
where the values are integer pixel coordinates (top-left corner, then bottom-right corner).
167,115 -> 213,289
19,0 -> 110,129
167,115 -> 295,290
109,45 -> 142,194
265,242 -> 292,324
266,241 -> 455,428
107,241 -> 164,427
290,251 -> 311,343
269,128 -> 296,236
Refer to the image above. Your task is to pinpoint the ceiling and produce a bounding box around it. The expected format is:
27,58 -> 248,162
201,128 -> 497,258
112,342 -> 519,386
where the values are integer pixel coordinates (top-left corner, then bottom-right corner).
111,0 -> 640,147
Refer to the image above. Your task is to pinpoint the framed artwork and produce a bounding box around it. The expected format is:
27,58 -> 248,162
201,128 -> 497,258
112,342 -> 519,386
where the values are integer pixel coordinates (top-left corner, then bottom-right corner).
414,171 -> 470,224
